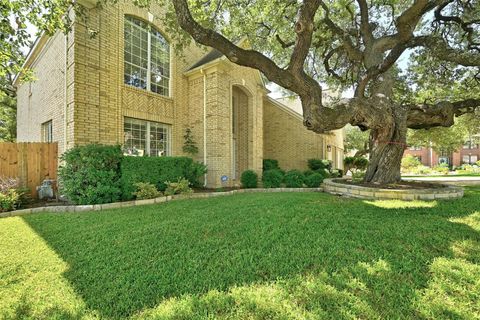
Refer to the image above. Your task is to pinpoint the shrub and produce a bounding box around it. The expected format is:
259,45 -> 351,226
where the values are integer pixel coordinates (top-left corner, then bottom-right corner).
120,157 -> 206,200
240,170 -> 258,188
59,145 -> 123,205
330,169 -> 341,178
284,170 -> 305,188
133,182 -> 161,200
303,169 -> 315,177
0,189 -> 20,212
164,178 -> 193,196
263,159 -> 280,171
262,169 -> 284,188
432,165 -> 449,175
308,159 -> 332,171
401,155 -> 422,173
304,173 -> 324,187
352,171 -> 366,182
353,157 -> 369,171
344,156 -> 356,173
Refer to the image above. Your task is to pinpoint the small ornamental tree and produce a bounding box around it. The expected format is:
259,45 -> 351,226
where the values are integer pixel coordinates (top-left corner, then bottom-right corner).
182,128 -> 199,156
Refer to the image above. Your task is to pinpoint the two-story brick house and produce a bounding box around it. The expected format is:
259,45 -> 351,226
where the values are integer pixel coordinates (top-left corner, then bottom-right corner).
14,0 -> 344,188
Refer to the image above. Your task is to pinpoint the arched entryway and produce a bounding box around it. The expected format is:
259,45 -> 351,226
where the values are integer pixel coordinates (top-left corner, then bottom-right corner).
232,86 -> 250,181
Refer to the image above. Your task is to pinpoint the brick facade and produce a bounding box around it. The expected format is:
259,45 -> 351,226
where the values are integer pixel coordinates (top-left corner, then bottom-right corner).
404,144 -> 480,167
16,1 -> 344,188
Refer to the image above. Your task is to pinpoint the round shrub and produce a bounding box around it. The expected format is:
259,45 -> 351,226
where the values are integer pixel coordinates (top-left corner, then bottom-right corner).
284,170 -> 305,188
263,159 -> 280,171
308,159 -> 332,171
59,144 -> 123,205
353,157 -> 369,171
241,170 -> 258,188
304,172 -> 324,187
262,169 -> 284,188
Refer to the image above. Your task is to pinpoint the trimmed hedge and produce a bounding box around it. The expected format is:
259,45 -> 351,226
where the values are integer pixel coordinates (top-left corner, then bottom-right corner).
308,159 -> 332,171
59,145 -> 123,205
263,159 -> 280,171
284,170 -> 305,188
304,173 -> 324,187
121,156 -> 206,200
241,170 -> 258,188
262,169 -> 284,188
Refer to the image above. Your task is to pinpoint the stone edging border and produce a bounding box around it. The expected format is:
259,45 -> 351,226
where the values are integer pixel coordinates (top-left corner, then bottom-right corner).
0,187 -> 324,218
323,178 -> 464,201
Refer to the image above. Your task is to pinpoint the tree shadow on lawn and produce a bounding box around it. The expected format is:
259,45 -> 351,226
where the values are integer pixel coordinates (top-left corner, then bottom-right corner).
23,188 -> 480,319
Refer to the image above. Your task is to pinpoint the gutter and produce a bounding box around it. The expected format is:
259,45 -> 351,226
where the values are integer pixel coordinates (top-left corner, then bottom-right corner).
201,69 -> 207,187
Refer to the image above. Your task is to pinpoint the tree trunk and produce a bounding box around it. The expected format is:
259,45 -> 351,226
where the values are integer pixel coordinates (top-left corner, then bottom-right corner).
364,105 -> 408,184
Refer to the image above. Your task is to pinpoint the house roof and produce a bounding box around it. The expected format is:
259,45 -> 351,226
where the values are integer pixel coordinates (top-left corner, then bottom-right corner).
188,49 -> 224,70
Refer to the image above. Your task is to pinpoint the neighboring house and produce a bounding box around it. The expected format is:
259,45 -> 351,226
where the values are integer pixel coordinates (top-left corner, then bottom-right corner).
14,1 -> 344,188
403,140 -> 480,167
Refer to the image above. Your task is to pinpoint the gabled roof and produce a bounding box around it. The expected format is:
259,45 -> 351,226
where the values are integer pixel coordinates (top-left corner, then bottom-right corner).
188,49 -> 223,70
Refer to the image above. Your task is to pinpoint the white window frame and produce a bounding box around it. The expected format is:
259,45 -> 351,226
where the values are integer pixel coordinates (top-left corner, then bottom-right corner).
124,16 -> 170,96
123,117 -> 171,157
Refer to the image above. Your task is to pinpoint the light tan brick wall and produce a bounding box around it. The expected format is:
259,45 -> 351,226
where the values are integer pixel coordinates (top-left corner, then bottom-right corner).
16,32 -> 67,153
263,99 -> 344,171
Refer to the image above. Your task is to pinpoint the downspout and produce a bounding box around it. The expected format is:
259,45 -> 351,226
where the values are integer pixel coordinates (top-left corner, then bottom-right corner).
64,25 -> 68,152
201,69 -> 207,187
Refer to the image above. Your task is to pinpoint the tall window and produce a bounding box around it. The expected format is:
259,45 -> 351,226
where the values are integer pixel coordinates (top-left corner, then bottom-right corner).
42,120 -> 53,142
124,16 -> 170,96
123,117 -> 170,157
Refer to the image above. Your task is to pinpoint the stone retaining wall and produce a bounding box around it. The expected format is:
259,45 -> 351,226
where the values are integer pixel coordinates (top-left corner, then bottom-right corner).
323,179 -> 464,201
0,187 -> 323,218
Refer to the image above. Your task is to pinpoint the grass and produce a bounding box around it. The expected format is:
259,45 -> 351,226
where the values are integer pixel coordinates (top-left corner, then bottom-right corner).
1,188 -> 480,319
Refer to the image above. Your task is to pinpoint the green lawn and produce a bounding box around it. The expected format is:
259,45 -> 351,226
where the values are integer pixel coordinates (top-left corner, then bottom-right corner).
1,189 -> 479,319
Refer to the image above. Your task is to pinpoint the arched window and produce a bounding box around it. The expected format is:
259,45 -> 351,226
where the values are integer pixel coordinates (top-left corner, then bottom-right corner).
124,16 -> 170,96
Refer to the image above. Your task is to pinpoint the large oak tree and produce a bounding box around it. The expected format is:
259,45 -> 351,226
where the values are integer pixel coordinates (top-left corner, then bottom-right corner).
166,0 -> 479,184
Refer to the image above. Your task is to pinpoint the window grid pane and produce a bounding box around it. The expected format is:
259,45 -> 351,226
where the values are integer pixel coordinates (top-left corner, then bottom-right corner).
124,117 -> 170,157
124,16 -> 170,96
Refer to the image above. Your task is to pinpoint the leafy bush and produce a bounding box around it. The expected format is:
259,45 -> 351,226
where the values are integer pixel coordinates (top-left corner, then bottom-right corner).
308,159 -> 332,171
262,169 -> 284,188
432,165 -> 449,175
303,169 -> 315,177
345,156 -> 368,173
401,155 -> 422,173
352,171 -> 366,182
284,170 -> 305,188
329,169 -> 341,178
133,182 -> 161,200
263,159 -> 280,171
344,157 -> 356,172
59,145 -> 123,205
164,178 -> 193,196
353,157 -> 368,171
0,189 -> 20,212
121,157 -> 206,200
304,173 -> 324,187
240,170 -> 258,188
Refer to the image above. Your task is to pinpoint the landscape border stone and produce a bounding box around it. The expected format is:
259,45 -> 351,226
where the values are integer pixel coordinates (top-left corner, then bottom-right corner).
323,178 -> 464,201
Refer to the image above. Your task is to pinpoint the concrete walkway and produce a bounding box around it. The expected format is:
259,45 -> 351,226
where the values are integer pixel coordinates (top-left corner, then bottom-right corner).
403,176 -> 480,185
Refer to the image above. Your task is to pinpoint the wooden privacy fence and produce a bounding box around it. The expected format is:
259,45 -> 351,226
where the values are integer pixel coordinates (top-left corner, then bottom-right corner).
0,142 -> 58,198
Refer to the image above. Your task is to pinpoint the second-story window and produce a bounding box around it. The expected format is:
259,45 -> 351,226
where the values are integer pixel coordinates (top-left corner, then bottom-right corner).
124,16 -> 170,96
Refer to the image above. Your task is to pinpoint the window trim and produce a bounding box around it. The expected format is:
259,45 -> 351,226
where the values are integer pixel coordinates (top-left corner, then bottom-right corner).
42,120 -> 53,143
123,117 -> 172,157
124,15 -> 171,97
